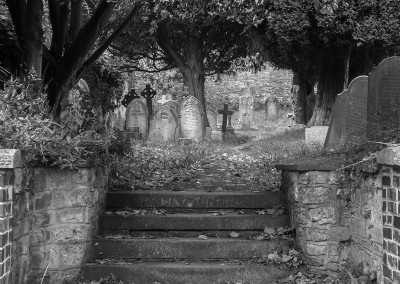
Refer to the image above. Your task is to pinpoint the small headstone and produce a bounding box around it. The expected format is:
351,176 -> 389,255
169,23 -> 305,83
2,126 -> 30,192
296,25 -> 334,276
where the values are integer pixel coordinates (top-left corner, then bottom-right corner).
237,87 -> 255,129
148,105 -> 180,141
125,99 -> 148,139
180,96 -> 203,140
211,130 -> 223,141
265,95 -> 279,120
367,56 -> 400,138
206,107 -> 218,131
325,76 -> 368,147
305,126 -> 329,146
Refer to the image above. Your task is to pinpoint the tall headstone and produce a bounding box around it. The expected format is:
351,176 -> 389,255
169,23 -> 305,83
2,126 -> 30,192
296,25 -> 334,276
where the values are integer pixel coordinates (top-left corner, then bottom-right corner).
206,106 -> 218,131
237,87 -> 255,129
180,96 -> 203,140
125,99 -> 149,139
148,105 -> 180,141
324,76 -> 368,147
265,95 -> 279,120
367,57 -> 400,138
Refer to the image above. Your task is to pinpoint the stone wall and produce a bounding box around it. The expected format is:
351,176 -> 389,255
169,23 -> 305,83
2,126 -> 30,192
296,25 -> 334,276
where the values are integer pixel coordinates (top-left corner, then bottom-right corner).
0,149 -> 108,284
278,155 -> 386,283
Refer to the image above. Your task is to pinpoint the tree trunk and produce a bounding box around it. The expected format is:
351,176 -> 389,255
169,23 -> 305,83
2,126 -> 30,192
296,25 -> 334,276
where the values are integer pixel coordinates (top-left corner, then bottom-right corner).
183,35 -> 209,132
25,0 -> 43,77
308,52 -> 349,126
292,71 -> 306,124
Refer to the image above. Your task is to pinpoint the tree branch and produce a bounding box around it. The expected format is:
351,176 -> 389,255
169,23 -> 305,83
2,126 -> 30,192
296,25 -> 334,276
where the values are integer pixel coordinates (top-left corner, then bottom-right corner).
76,4 -> 141,78
69,0 -> 83,44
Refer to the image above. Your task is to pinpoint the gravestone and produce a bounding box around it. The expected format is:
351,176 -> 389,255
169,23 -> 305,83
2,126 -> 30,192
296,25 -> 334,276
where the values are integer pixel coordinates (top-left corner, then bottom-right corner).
305,126 -> 329,146
324,76 -> 368,147
367,56 -> 400,138
265,95 -> 279,120
237,87 -> 255,129
141,84 -> 156,117
148,105 -> 180,141
125,99 -> 149,139
218,104 -> 234,133
207,107 -> 218,131
180,96 -> 203,140
111,105 -> 126,130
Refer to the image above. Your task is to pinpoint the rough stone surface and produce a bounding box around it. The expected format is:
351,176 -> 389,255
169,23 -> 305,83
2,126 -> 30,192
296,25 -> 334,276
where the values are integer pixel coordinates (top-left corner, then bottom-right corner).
275,157 -> 342,171
281,161 -> 384,283
12,166 -> 107,284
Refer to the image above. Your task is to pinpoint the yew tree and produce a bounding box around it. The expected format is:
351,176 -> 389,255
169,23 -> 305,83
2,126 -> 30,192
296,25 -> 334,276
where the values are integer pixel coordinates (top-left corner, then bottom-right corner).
4,0 -> 140,118
112,0 -> 252,128
254,0 -> 400,125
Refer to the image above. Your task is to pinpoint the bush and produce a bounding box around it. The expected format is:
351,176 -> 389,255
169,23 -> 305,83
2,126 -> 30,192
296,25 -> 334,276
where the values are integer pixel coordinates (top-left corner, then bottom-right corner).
0,76 -> 113,169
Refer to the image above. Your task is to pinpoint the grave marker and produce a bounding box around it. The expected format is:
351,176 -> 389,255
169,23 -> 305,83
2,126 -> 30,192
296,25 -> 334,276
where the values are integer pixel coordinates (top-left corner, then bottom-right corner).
367,56 -> 400,138
141,84 -> 157,117
148,105 -> 180,141
180,96 -> 203,140
237,87 -> 255,128
126,99 -> 149,139
324,76 -> 368,147
265,95 -> 279,120
207,107 -> 218,131
122,88 -> 140,107
218,104 -> 234,133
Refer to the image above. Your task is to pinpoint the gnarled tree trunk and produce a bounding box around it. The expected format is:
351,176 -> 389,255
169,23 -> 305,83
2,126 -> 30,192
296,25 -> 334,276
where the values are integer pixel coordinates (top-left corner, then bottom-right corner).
308,51 -> 350,126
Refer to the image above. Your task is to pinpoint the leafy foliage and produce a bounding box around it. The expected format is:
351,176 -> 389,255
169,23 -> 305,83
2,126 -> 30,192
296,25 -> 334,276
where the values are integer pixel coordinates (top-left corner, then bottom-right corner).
0,77 -> 112,168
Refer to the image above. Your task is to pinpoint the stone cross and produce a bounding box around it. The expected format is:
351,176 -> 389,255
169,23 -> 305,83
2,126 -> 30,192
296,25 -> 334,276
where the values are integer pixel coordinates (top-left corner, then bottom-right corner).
141,84 -> 156,117
121,88 -> 140,107
218,104 -> 234,133
157,95 -> 171,105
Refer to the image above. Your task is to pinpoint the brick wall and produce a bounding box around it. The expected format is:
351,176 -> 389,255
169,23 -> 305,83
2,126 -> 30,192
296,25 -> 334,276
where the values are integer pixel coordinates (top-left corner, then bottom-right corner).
381,165 -> 400,284
0,148 -> 109,284
278,156 -> 384,283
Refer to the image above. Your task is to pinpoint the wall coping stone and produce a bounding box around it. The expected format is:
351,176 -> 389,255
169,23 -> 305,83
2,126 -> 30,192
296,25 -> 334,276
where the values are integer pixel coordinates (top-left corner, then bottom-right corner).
30,159 -> 97,168
275,156 -> 342,171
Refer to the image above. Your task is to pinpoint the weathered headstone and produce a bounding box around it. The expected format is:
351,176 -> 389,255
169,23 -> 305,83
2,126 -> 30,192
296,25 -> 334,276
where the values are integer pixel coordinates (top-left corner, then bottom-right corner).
122,88 -> 140,107
180,96 -> 203,140
237,87 -> 255,128
148,105 -> 180,141
211,130 -> 223,141
125,99 -> 149,139
110,105 -> 126,130
206,107 -> 218,131
324,76 -> 368,147
305,126 -> 329,146
265,95 -> 279,120
367,56 -> 400,138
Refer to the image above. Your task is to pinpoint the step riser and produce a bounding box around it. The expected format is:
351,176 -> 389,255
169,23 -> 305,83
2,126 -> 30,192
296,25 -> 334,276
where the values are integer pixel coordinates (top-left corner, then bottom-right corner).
93,239 -> 290,260
82,264 -> 294,284
101,230 -> 266,238
100,215 -> 289,231
106,191 -> 286,209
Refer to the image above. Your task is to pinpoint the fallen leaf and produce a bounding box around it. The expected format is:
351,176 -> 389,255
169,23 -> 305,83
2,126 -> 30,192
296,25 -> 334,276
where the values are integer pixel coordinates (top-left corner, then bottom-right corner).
264,226 -> 276,235
198,235 -> 208,240
230,231 -> 239,238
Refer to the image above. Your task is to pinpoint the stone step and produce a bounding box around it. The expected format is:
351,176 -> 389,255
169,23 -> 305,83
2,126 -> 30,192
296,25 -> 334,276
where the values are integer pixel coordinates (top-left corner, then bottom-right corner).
99,213 -> 289,232
106,191 -> 286,209
101,230 -> 267,239
92,237 -> 291,260
81,262 -> 295,284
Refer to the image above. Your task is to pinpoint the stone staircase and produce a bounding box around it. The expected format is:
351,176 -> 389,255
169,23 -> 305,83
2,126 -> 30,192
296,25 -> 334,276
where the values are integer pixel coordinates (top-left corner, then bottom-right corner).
81,190 -> 294,284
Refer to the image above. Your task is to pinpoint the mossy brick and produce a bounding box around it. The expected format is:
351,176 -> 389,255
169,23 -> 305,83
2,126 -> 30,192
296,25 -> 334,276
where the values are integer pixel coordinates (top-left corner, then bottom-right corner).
33,212 -> 52,227
305,243 -> 326,256
300,186 -> 331,205
51,224 -> 90,243
34,193 -> 52,211
388,254 -> 398,269
388,202 -> 396,214
383,264 -> 392,279
51,192 -> 65,209
56,208 -> 87,223
0,190 -> 10,202
395,176 -> 400,187
30,229 -> 51,246
59,242 -> 87,269
384,189 -> 387,199
0,172 -> 13,187
330,226 -> 350,241
0,263 -> 3,277
384,227 -> 393,239
383,176 -> 392,187
304,228 -> 328,242
308,206 -> 336,225
384,201 -> 387,212
389,241 -> 398,255
393,271 -> 400,283
68,190 -> 93,207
